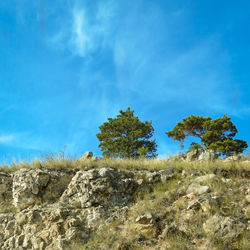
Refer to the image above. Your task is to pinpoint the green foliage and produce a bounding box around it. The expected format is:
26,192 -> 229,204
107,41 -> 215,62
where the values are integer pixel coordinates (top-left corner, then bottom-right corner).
166,114 -> 248,156
188,142 -> 203,152
96,107 -> 157,159
138,146 -> 148,159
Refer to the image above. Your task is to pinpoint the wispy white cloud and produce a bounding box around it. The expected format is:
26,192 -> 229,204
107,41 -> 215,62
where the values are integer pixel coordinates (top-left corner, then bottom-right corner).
0,135 -> 15,144
50,0 -> 118,58
0,132 -> 50,152
70,9 -> 92,57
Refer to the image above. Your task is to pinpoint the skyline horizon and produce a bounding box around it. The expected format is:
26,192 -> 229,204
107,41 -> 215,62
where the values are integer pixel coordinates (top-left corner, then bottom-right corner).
1,0 -> 250,163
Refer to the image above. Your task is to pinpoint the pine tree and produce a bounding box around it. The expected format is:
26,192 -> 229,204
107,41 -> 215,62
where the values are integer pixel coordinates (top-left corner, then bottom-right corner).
96,108 -> 157,159
166,114 -> 248,156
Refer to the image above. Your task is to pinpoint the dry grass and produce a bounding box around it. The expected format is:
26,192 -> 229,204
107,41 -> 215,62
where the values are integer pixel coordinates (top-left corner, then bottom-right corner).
1,154 -> 250,175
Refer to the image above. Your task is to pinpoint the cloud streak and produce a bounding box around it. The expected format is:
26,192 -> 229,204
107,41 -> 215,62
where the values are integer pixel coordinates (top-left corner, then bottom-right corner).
70,9 -> 92,57
50,0 -> 118,58
0,135 -> 15,144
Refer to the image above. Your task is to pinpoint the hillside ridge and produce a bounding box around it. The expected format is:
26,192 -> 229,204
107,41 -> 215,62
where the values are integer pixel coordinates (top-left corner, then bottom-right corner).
0,160 -> 249,249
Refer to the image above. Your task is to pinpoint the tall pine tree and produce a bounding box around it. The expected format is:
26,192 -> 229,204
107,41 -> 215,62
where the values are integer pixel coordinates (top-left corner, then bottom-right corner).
96,108 -> 157,159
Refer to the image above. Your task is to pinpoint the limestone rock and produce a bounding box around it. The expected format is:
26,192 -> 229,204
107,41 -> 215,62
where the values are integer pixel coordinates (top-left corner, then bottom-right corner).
146,172 -> 161,183
185,149 -> 217,162
0,172 -> 12,203
186,150 -> 199,162
146,168 -> 174,183
186,195 -> 220,212
60,168 -> 139,208
198,150 -> 217,161
0,164 -> 248,249
79,151 -> 93,161
135,212 -> 153,225
12,169 -> 74,209
203,215 -> 245,240
186,183 -> 210,195
194,174 -> 216,183
224,155 -> 242,161
186,149 -> 203,162
12,169 -> 50,209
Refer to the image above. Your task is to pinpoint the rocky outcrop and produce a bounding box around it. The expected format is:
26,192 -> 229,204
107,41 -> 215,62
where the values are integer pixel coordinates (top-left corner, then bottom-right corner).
224,155 -> 242,161
60,168 -> 139,208
186,174 -> 216,196
0,165 -> 249,249
12,168 -> 74,209
0,167 -> 175,249
0,172 -> 12,203
203,215 -> 245,240
198,150 -> 217,161
186,149 -> 202,162
186,149 -> 217,162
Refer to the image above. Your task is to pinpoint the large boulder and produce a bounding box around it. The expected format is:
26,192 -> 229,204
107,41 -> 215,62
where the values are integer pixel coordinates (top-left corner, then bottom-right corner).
60,168 -> 139,208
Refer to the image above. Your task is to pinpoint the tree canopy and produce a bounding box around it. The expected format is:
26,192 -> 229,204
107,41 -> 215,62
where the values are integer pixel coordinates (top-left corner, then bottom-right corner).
166,114 -> 248,156
96,107 -> 157,159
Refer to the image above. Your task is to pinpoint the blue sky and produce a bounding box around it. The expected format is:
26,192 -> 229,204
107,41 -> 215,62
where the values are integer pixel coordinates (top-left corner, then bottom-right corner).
0,0 -> 250,162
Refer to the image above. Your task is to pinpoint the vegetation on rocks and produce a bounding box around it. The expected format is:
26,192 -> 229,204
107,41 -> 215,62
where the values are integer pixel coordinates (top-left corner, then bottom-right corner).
0,156 -> 249,249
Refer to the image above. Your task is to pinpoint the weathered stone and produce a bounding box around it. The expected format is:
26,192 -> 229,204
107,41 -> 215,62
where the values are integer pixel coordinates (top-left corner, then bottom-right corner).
0,172 -> 12,203
186,183 -> 210,195
12,169 -> 50,208
0,165 -> 248,249
203,215 -> 245,240
187,200 -> 201,210
194,174 -> 216,183
146,172 -> 161,183
186,150 -> 201,162
79,151 -> 93,161
159,168 -> 175,181
224,155 -> 242,161
12,169 -> 74,209
135,212 -> 153,225
60,168 -> 139,209
198,150 -> 217,161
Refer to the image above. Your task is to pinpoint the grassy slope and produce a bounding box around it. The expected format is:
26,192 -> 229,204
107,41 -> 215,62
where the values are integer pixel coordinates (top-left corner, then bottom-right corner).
1,157 -> 250,249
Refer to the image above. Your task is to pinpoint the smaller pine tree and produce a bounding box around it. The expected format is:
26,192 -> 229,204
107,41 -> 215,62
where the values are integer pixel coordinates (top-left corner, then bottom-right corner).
166,114 -> 248,156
